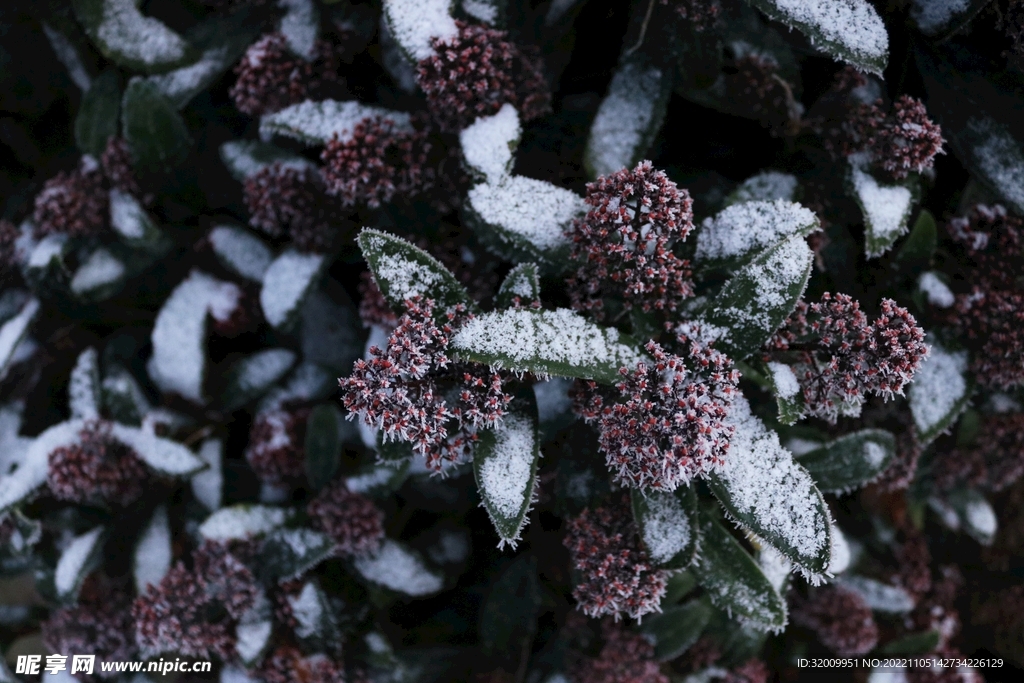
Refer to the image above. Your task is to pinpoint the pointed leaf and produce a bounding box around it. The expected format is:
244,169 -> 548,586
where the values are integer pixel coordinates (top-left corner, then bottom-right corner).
0,298 -> 39,380
908,337 -> 972,446
838,575 -> 915,613
108,423 -> 206,475
55,526 -> 105,601
451,308 -> 646,383
460,0 -> 507,27
260,250 -> 327,330
459,103 -> 520,182
70,247 -> 127,301
708,395 -> 833,576
279,0 -> 320,59
763,360 -> 803,426
797,429 -> 895,493
101,365 -> 152,425
109,189 -> 168,252
220,349 -> 297,412
358,229 -> 471,313
134,505 -> 171,593
641,597 -> 714,661
479,555 -> 540,657
208,225 -> 274,282
496,263 -> 540,309
262,528 -> 336,582
260,99 -> 413,146
74,69 -> 120,156
943,488 -> 997,545
69,348 -> 101,421
351,538 -> 444,597
122,79 -> 191,172
896,209 -> 938,267
631,485 -> 699,569
695,200 -> 819,270
849,158 -> 917,258
305,404 -> 343,492
0,420 -> 88,514
285,579 -> 340,650
191,438 -> 223,511
72,0 -> 195,73
692,509 -> 787,632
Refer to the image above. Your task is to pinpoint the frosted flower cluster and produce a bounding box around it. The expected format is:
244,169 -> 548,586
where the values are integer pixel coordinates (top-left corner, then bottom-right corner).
47,420 -> 150,507
571,621 -> 669,683
791,585 -> 879,655
243,163 -> 346,253
230,32 -> 340,117
307,479 -> 385,558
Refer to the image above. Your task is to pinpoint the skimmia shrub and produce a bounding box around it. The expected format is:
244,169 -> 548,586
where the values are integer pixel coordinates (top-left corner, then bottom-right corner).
2,0 -> 1023,682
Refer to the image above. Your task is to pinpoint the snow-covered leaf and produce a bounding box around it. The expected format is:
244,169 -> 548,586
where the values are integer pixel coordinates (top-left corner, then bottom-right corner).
220,349 -> 297,412
584,57 -> 671,179
724,171 -> 800,207
796,429 -> 895,494
351,538 -> 444,596
23,234 -> 71,293
148,270 -> 242,403
747,0 -> 888,75
631,485 -> 699,569
235,617 -> 272,667
473,391 -> 540,549
0,420 -> 86,514
277,0 -> 320,60
495,262 -> 540,309
108,423 -> 205,475
533,376 -> 574,439
451,308 -> 646,383
358,229 -> 471,313
101,365 -> 151,425
70,247 -> 127,301
908,337 -> 971,446
910,0 -> 990,38
763,360 -> 803,425
381,0 -> 458,62
262,528 -> 336,582
466,176 -> 583,273
122,79 -> 191,172
304,404 -> 343,492
692,509 -> 787,632
708,395 -> 832,577
346,460 -> 411,498
68,348 -> 101,421
938,488 -> 997,545
191,438 -> 223,511
689,234 -> 813,361
0,297 -> 40,380
208,225 -> 274,282
285,579 -> 339,649
260,250 -> 327,330
479,554 -> 540,656
459,103 -> 520,182
72,0 -> 195,73
55,526 -> 105,601
0,402 -> 32,478
260,99 -> 412,146
259,362 -> 338,413
838,575 -> 915,613
134,505 -> 171,593
460,0 -> 507,27
109,189 -> 167,252
74,70 -> 120,156
641,597 -> 714,662
695,200 -> 819,269
199,504 -> 293,541
219,140 -> 315,183
849,157 -> 917,258
43,22 -> 93,93
917,271 -> 954,308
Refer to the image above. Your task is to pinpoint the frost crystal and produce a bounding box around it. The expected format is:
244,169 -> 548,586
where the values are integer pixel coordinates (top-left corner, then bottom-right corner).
696,199 -> 817,263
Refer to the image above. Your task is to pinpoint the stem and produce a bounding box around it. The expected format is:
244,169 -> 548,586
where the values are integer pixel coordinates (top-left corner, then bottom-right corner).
624,0 -> 658,57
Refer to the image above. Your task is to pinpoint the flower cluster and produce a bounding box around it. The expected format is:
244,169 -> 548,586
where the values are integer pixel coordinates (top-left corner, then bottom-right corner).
562,498 -> 669,621
567,161 -> 695,321
767,293 -> 928,422
244,163 -> 347,252
724,52 -> 800,136
258,646 -> 347,683
932,413 -> 1024,493
662,0 -> 720,30
357,270 -> 399,329
791,585 -> 879,655
47,421 -> 150,507
340,296 -> 512,471
245,403 -> 311,486
571,622 -> 669,683
842,95 -> 944,180
574,337 -> 738,492
416,21 -> 550,133
307,480 -> 385,558
231,32 -> 340,117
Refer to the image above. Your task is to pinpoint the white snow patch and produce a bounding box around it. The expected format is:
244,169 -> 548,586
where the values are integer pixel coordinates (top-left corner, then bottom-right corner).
109,189 -> 151,240
828,525 -> 851,575
345,465 -> 394,494
374,252 -> 442,302
43,24 -> 91,91
134,505 -> 171,592
209,225 -> 274,282
28,234 -> 68,269
352,539 -> 443,596
0,298 -> 40,379
851,159 -> 913,258
839,575 -> 915,613
199,505 -> 291,540
191,438 -> 223,511
235,620 -> 272,663
763,0 -> 888,73
94,0 -> 190,69
908,340 -> 966,437
460,103 -> 520,181
0,420 -> 88,513
69,348 -> 100,421
427,529 -> 470,564
478,413 -> 534,519
638,491 -> 692,565
868,667 -> 908,683
759,545 -> 792,593
468,176 -> 584,253
219,140 -> 314,180
278,0 -> 318,60
109,422 -> 205,475
533,378 -> 573,423
911,0 -> 971,34
968,117 -> 1024,214
696,200 -> 817,262
55,526 -> 104,598
382,0 -> 459,62
260,251 -> 324,328
231,349 -> 296,395
144,45 -> 231,107
729,171 -> 799,205
585,60 -> 663,178
260,99 -> 412,146
221,667 -> 258,683
918,271 -> 954,308
462,0 -> 498,24
965,498 -> 996,537
766,361 -> 799,399
71,248 -> 125,296
287,582 -> 324,638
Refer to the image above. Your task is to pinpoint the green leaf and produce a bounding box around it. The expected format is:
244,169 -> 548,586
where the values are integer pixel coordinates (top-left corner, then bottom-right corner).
381,0 -> 458,63
72,0 -> 196,73
283,579 -> 341,651
724,172 -> 800,208
895,210 -> 937,267
708,395 -> 833,576
838,575 -> 915,613
910,0 -> 996,39
695,199 -> 819,270
358,229 -> 472,314
305,404 -> 344,492
54,526 -> 105,602
260,99 -> 412,146
747,0 -> 888,75
631,485 -> 699,569
346,461 -> 411,499
661,570 -> 698,606
641,597 -> 714,661
797,429 -> 895,494
219,349 -> 297,412
459,104 -> 520,182
121,79 -> 191,172
261,528 -> 336,582
908,337 -> 972,446
584,54 -> 672,179
473,390 -> 541,549
495,262 -> 540,308
690,233 -> 812,361
109,189 -> 169,253
69,347 -> 101,420
762,360 -> 803,426
109,423 -> 207,475
0,297 -> 40,380
219,140 -> 315,183
208,225 -> 274,282
940,488 -> 997,545
878,629 -> 941,655
451,308 -> 646,384
300,288 -> 363,374
260,250 -> 327,330
479,555 -> 540,658
849,159 -> 918,258
351,539 -> 444,597
692,509 -> 787,632
70,247 -> 127,302
74,69 -> 120,156
133,505 -> 171,593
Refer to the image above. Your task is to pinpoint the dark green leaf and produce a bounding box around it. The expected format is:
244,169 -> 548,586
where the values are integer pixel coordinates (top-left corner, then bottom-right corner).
896,210 -> 937,268
305,404 -> 344,492
72,0 -> 196,73
631,485 -> 699,569
260,250 -> 327,330
694,200 -> 819,271
495,262 -> 540,308
284,579 -> 341,652
641,597 -> 714,661
261,528 -> 336,583
479,555 -> 540,658
908,338 -> 972,446
850,161 -> 919,258
878,629 -> 941,655
761,360 -> 803,426
121,79 -> 191,172
797,429 -> 895,494
661,569 -> 698,606
74,69 -> 120,156
346,461 -> 411,499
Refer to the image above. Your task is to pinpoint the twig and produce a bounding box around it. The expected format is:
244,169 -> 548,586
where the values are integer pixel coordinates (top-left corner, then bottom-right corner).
624,0 -> 658,57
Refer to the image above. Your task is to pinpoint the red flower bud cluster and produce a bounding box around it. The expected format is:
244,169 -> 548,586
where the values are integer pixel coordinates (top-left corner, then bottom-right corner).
231,32 -> 341,117
791,585 -> 879,656
307,480 -> 385,558
245,403 -> 312,486
47,420 -> 150,507
244,163 -> 347,253
571,622 -> 669,683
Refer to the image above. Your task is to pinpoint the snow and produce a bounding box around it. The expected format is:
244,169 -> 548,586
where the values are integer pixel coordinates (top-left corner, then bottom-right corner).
501,266 -> 538,300
759,0 -> 888,74
828,525 -> 851,575
109,189 -> 151,240
352,539 -> 444,596
696,200 -> 817,262
759,545 -> 792,593
908,339 -> 966,437
69,348 -> 100,420
278,0 -> 318,60
191,438 -> 223,511
0,403 -> 31,477
728,171 -> 799,205
260,99 -> 412,146
477,413 -> 535,544
144,45 -> 231,108
461,0 -> 498,24
851,158 -> 913,258
638,490 -> 692,565
93,0 -> 190,69
230,349 -> 296,396
0,420 -> 86,513
221,667 -> 259,683
134,505 -> 171,592
28,234 -> 68,268
109,422 -> 206,475
459,104 -> 520,181
468,176 -> 584,252
199,505 -> 291,540
71,248 -> 125,296
382,0 -> 459,62
585,60 -> 663,178
716,395 -> 831,571
533,378 -> 573,422
379,16 -> 418,93
839,575 -> 915,613
373,251 -> 442,302
42,23 -> 91,92
766,361 -> 799,399
219,140 -> 314,181
965,498 -> 996,536
989,393 -> 1020,414
55,526 -> 104,598
260,251 -> 325,328
967,117 -> 1024,215
148,270 -> 242,403
345,465 -> 394,494
235,620 -> 272,663
287,582 -> 323,638
868,668 -> 908,683
911,0 -> 970,34
0,298 -> 40,378
451,308 -> 645,378
918,271 -> 954,308
209,225 -> 274,282
863,441 -> 886,468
